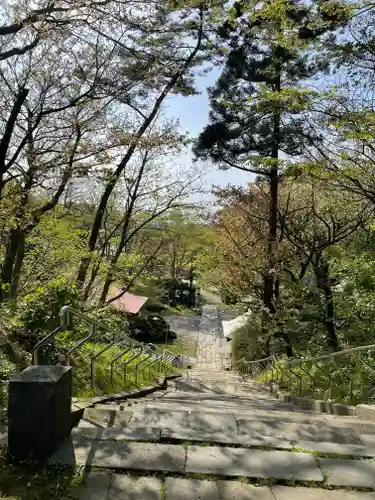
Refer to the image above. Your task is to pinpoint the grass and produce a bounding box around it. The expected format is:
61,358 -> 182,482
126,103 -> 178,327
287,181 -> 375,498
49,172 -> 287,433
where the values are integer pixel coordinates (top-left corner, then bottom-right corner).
161,306 -> 198,317
156,337 -> 197,358
160,480 -> 167,500
251,356 -> 375,406
72,343 -> 179,399
0,447 -> 84,500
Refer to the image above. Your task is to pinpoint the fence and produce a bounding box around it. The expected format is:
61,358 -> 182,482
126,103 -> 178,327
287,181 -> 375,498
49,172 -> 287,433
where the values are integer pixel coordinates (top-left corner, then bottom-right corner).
235,344 -> 375,405
32,305 -> 187,393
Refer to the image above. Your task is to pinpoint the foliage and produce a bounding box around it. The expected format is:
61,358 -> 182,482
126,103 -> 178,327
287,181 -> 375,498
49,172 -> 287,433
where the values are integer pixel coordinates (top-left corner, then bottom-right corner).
6,278 -> 81,363
0,458 -> 84,500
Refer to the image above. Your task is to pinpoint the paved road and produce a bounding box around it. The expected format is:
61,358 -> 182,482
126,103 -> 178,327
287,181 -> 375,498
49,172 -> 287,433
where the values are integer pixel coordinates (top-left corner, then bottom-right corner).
165,315 -> 200,337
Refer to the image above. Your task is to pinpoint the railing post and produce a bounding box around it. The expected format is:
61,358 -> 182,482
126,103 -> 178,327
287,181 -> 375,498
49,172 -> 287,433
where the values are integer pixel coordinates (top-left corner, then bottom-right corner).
135,355 -> 151,384
123,347 -> 143,385
110,343 -> 132,388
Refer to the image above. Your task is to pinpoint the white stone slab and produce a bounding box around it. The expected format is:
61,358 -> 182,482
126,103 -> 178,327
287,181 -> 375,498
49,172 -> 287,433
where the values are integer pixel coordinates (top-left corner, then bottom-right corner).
186,446 -> 323,481
50,440 -> 185,472
109,474 -> 161,500
320,458 -> 375,488
165,478 -> 274,500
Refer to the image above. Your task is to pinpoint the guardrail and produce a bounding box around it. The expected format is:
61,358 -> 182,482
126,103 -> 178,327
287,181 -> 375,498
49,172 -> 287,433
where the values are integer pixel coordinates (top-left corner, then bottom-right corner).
32,305 -> 187,391
235,344 -> 375,404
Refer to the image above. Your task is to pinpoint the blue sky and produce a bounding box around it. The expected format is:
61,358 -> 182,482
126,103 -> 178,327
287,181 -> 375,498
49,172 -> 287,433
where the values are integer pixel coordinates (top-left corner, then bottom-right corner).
164,68 -> 255,192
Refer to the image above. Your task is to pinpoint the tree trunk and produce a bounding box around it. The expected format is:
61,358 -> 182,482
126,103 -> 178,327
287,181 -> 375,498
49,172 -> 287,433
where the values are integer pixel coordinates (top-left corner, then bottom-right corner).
263,69 -> 280,313
0,88 -> 29,197
0,228 -> 24,301
263,166 -> 278,313
100,265 -> 116,305
99,212 -> 132,304
314,260 -> 340,352
10,231 -> 25,298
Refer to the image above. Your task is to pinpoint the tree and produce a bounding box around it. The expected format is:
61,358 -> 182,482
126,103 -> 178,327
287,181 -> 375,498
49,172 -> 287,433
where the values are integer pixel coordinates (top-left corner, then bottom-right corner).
96,122 -> 201,304
75,2 -> 208,288
279,178 -> 371,351
0,35 -> 123,299
195,0 -> 349,313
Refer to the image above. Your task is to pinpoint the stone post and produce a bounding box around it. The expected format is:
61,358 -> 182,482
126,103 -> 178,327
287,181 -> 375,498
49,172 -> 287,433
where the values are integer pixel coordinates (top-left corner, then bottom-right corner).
8,365 -> 72,461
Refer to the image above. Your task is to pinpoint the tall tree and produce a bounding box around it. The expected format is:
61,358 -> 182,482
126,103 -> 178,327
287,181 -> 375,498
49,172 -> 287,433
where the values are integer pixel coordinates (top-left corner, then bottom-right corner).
75,2 -> 208,287
195,0 -> 349,314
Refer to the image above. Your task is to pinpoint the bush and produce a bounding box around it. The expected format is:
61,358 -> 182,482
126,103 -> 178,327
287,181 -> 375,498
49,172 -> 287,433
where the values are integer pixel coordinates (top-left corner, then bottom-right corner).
231,311 -> 272,363
0,350 -> 15,423
9,277 -> 81,361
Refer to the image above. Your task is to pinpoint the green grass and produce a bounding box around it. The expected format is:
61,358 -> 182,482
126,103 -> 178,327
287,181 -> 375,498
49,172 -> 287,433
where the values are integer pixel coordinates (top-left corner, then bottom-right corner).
0,449 -> 84,500
161,306 -> 197,317
72,343 -> 179,399
252,356 -> 375,406
156,337 -> 197,358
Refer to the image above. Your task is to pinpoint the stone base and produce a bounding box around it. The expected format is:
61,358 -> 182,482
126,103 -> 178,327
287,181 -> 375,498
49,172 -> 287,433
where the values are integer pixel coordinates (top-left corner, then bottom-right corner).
8,365 -> 72,461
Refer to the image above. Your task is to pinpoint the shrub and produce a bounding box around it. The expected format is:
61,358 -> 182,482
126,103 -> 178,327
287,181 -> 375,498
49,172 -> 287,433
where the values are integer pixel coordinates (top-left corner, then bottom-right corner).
9,277 -> 81,361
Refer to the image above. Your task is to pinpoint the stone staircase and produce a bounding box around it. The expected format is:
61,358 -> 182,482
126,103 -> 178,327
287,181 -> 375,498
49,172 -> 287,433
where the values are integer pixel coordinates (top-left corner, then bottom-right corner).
51,368 -> 375,499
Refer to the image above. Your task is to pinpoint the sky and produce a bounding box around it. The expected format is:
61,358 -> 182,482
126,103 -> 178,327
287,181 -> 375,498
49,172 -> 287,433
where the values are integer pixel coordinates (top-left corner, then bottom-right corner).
163,68 -> 255,194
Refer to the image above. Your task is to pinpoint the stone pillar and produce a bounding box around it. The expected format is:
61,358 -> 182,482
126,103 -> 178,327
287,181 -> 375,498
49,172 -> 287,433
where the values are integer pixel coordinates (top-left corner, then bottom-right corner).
8,365 -> 72,461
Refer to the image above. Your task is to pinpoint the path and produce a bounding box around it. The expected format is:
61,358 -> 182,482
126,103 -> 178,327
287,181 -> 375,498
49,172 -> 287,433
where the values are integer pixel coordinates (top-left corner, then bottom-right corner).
194,304 -> 231,370
50,305 -> 375,499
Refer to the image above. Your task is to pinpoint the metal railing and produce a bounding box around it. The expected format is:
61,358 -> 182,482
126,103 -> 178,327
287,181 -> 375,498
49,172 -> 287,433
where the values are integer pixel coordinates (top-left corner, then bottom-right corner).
234,355 -> 276,379
32,305 -> 187,391
235,343 -> 375,405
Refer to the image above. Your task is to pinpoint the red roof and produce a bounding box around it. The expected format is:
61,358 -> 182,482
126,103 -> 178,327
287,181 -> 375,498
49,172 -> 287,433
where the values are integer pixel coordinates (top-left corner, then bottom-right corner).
109,287 -> 148,314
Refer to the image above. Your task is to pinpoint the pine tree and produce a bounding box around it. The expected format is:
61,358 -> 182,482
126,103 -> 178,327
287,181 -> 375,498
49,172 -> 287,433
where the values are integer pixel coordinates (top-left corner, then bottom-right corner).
195,0 -> 349,319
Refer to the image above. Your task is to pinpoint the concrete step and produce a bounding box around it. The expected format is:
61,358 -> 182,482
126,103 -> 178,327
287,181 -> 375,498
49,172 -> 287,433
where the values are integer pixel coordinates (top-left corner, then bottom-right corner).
79,405 -> 375,452
137,396 -> 308,413
172,379 -> 266,392
90,402 -> 375,428
50,437 -> 375,490
73,417 -> 375,458
80,471 -> 375,500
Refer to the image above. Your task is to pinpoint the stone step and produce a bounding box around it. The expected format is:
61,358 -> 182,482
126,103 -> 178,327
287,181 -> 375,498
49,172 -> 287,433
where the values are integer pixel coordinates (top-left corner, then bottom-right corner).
73,418 -> 375,458
90,403 -> 375,428
81,472 -> 375,500
51,438 -> 375,489
172,379 -> 267,392
138,396 -> 308,413
79,407 -> 375,453
155,391 -> 291,404
50,440 -> 322,481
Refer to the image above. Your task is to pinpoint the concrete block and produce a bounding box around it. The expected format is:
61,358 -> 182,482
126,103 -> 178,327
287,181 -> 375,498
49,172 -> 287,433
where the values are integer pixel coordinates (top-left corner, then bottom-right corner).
79,471 -> 111,500
8,365 -> 72,460
186,446 -> 323,481
272,486 -> 375,499
109,474 -> 161,500
356,404 -> 375,421
50,440 -> 186,472
330,403 -> 356,416
71,426 -> 161,442
165,478 -> 274,500
320,458 -> 375,488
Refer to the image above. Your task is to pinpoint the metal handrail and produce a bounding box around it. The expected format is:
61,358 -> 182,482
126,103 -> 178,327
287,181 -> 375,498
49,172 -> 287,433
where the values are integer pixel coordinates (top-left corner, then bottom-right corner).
66,323 -> 97,364
135,355 -> 151,383
90,336 -> 118,389
123,346 -> 144,383
110,341 -> 133,387
287,343 -> 375,366
32,305 -> 188,393
33,326 -> 62,365
236,343 -> 375,404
